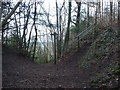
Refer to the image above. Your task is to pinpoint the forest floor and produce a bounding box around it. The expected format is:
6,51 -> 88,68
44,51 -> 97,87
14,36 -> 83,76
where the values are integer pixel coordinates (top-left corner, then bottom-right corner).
3,43 -> 93,88
2,23 -> 119,88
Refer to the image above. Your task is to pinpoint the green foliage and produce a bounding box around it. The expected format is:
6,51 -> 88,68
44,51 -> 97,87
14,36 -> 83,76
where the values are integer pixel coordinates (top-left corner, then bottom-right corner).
80,28 -> 118,68
7,34 -> 18,46
117,28 -> 120,31
113,68 -> 120,75
6,34 -> 31,58
90,60 -> 119,87
71,20 -> 86,33
91,76 -> 111,88
91,69 -> 119,88
79,28 -> 119,88
33,45 -> 53,64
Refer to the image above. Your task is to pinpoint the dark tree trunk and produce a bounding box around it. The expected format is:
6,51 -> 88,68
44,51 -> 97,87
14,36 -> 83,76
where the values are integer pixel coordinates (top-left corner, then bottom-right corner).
27,24 -> 34,51
32,2 -> 37,60
118,1 -> 120,22
22,3 -> 30,49
87,2 -> 89,27
76,2 -> 81,49
110,2 -> 113,25
63,1 -> 71,52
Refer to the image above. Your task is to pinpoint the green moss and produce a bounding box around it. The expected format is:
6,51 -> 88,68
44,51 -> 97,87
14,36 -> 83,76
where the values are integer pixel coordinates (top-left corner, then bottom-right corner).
117,28 -> 120,31
114,69 -> 120,75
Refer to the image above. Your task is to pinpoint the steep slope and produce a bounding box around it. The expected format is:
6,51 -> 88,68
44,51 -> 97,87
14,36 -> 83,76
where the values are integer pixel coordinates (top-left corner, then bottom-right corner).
79,22 -> 119,88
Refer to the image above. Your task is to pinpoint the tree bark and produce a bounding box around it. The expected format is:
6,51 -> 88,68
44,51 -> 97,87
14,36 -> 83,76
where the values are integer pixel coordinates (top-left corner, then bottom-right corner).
87,2 -> 89,27
22,3 -> 30,49
118,1 -> 120,22
74,1 -> 81,49
0,1 -> 2,22
32,2 -> 37,60
63,1 -> 71,52
110,2 -> 113,25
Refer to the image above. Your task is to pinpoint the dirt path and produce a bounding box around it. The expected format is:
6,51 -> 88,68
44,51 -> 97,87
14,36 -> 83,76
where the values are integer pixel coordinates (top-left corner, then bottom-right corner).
2,22 -> 119,88
2,43 -> 92,88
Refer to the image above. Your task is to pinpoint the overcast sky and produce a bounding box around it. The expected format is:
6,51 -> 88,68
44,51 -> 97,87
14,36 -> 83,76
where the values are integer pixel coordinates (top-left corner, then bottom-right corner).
3,0 -> 119,43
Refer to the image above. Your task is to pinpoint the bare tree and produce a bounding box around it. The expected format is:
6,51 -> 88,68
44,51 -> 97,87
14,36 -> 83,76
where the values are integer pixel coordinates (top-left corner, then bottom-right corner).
87,2 -> 89,27
32,2 -> 37,60
110,1 -> 113,25
75,1 -> 81,49
118,1 -> 120,22
22,2 -> 31,49
1,0 -> 23,31
63,0 -> 71,52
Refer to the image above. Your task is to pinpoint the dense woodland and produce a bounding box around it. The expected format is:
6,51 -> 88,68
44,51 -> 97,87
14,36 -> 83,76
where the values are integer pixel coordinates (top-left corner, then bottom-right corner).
1,0 -> 120,88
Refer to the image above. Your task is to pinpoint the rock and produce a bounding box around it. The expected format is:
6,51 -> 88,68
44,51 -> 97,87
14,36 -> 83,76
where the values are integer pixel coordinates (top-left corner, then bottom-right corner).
58,85 -> 62,87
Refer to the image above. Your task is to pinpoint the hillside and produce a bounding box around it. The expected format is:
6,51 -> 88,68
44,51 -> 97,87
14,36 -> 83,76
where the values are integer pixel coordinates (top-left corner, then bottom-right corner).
2,23 -> 119,88
2,0 -> 120,88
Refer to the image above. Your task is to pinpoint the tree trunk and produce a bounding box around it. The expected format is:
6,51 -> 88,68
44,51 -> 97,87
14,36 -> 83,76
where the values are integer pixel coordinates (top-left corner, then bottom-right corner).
32,2 -> 37,60
0,1 -> 2,22
22,4 -> 30,49
76,2 -> 81,49
63,1 -> 71,52
87,2 -> 89,27
118,1 -> 120,22
56,1 -> 59,59
27,24 -> 34,51
110,2 -> 113,25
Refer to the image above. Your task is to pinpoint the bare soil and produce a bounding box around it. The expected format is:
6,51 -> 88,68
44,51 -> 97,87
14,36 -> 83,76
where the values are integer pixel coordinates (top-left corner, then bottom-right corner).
2,43 -> 93,88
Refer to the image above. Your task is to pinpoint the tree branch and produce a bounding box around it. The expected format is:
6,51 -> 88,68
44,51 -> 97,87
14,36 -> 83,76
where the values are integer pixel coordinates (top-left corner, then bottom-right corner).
1,0 -> 23,32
